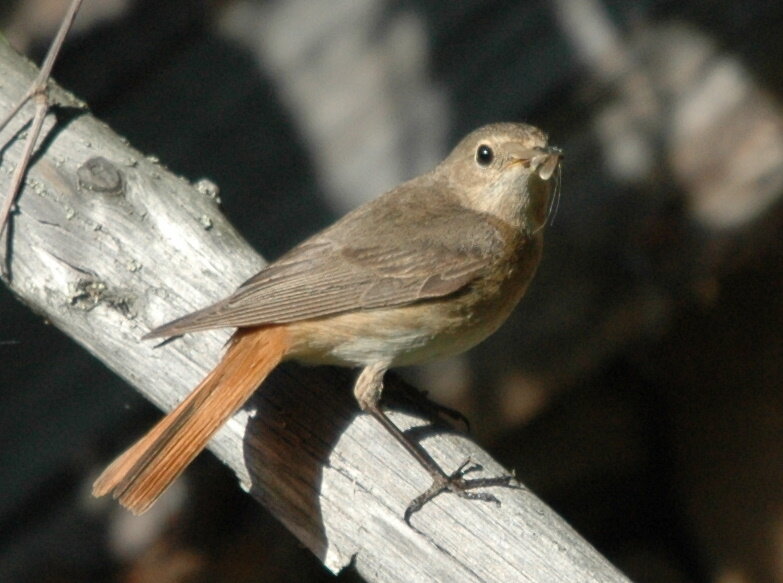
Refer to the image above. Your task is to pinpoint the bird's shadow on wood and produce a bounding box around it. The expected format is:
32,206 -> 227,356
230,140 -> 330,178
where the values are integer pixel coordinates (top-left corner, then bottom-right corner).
241,364 -> 469,559
242,364 -> 358,559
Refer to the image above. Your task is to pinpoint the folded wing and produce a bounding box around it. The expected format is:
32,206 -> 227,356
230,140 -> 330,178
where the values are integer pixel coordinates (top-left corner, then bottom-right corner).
147,189 -> 513,338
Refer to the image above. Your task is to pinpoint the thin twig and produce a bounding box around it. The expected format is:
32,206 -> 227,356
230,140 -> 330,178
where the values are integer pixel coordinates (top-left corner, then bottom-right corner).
0,0 -> 83,243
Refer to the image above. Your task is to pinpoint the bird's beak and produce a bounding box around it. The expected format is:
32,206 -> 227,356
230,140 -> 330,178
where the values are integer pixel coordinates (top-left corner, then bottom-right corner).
506,145 -> 563,181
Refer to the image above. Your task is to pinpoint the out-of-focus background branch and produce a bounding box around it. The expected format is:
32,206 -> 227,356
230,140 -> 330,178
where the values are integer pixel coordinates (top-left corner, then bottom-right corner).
2,1 -> 782,582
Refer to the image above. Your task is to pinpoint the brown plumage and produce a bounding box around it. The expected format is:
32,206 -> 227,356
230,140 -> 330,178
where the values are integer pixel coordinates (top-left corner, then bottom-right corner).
93,122 -> 562,514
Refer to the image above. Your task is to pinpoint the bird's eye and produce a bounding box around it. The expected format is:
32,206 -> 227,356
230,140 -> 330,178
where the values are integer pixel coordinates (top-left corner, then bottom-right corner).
476,144 -> 494,166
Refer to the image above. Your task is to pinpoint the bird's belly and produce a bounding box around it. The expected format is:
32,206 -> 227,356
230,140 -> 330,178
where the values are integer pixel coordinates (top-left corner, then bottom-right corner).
285,304 -> 487,367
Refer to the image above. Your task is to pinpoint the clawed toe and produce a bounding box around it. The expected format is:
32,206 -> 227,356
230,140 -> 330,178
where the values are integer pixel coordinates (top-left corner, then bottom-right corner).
404,459 -> 518,525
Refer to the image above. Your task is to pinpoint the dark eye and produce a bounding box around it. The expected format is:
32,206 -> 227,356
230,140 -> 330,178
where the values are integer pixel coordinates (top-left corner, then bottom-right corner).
476,144 -> 494,166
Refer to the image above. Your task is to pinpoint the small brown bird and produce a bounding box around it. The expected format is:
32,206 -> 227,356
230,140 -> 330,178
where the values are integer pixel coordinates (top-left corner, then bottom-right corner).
93,122 -> 562,517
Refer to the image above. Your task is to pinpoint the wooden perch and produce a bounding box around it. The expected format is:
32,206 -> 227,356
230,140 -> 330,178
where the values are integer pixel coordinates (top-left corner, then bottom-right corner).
0,39 -> 630,582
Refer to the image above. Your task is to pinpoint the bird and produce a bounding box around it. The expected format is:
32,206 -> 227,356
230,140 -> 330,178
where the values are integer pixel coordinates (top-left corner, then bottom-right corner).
93,122 -> 562,517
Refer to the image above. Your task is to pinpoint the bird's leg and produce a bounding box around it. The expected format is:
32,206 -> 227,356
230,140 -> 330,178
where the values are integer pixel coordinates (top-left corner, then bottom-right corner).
354,363 -> 517,525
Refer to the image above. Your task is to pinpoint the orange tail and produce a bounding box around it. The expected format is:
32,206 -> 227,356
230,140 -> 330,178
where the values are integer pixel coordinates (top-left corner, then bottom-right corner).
92,325 -> 289,514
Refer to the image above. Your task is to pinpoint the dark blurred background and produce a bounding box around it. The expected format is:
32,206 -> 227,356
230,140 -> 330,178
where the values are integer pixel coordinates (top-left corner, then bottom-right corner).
2,1 -> 783,581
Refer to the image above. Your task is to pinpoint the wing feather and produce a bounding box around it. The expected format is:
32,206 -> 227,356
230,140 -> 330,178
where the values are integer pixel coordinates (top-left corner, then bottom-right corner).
147,184 -> 513,339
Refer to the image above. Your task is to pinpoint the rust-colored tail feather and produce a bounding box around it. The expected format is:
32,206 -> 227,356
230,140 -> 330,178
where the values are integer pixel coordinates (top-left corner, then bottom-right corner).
92,326 -> 289,514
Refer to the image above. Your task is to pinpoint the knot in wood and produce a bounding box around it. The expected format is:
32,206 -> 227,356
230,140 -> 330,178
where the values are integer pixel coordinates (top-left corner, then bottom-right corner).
77,156 -> 124,196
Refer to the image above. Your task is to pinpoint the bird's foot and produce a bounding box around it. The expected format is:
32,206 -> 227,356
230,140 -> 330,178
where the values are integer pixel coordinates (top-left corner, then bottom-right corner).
404,459 -> 518,525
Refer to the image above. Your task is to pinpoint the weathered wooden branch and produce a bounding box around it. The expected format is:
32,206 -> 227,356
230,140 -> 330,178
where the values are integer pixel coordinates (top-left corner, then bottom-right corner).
0,39 -> 630,582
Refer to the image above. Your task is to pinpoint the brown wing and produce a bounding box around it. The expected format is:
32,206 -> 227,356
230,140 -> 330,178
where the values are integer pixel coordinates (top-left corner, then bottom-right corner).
146,183 -> 510,338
